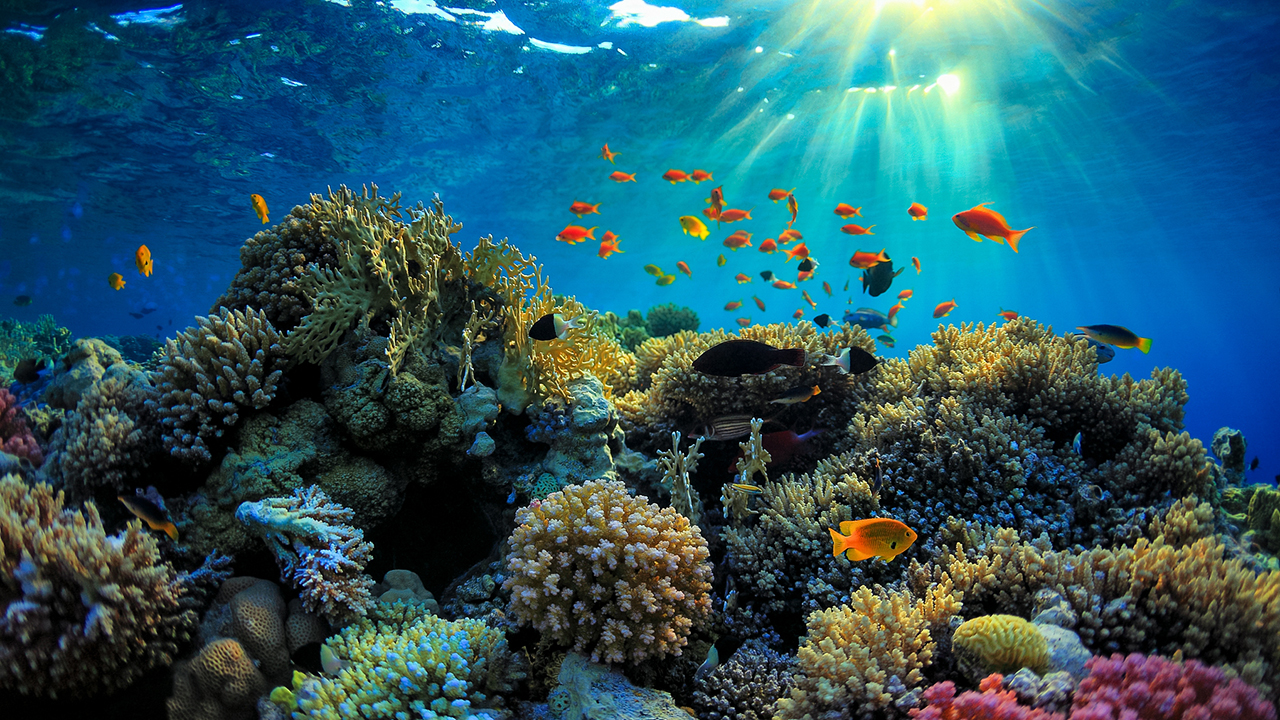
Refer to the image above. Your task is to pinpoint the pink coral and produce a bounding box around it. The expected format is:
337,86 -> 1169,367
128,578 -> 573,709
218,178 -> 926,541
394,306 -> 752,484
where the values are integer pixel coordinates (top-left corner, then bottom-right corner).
911,675 -> 1066,720
1071,653 -> 1277,720
0,388 -> 42,466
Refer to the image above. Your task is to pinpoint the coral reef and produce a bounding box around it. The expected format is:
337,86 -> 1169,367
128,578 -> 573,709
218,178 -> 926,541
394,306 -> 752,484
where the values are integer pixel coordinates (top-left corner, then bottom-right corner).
646,302 -> 700,338
166,637 -> 267,720
41,337 -> 125,410
148,306 -> 288,462
550,651 -> 691,720
504,479 -> 713,664
42,367 -> 157,494
523,374 -> 619,489
1071,653 -> 1277,720
0,315 -> 71,383
236,485 -> 375,623
911,674 -> 1065,720
692,639 -> 798,720
0,387 -> 42,466
952,614 -> 1049,678
0,473 -> 195,697
373,568 -> 441,614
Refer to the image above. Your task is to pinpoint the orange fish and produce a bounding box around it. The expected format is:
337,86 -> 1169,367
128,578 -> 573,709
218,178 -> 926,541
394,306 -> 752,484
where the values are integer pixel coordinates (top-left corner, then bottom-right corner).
908,202 -> 928,220
677,261 -> 693,278
786,193 -> 798,227
833,203 -> 862,219
702,207 -> 719,220
841,223 -> 875,235
952,203 -> 1034,253
898,289 -> 913,301
725,300 -> 743,311
662,169 -> 690,184
822,281 -> 833,297
997,308 -> 1019,321
251,193 -> 269,224
779,229 -> 802,243
735,273 -> 752,283
783,242 -> 809,263
570,200 -> 601,218
690,169 -> 713,183
135,245 -> 153,277
888,302 -> 905,323
108,272 -> 126,290
600,144 -> 618,163
772,280 -> 796,289
753,296 -> 766,311
829,518 -> 918,562
797,270 -> 814,282
723,231 -> 753,249
719,208 -> 753,223
849,248 -> 890,269
768,187 -> 795,202
609,171 -> 637,182
793,308 -> 805,319
707,185 -> 725,224
911,256 -> 921,274
802,290 -> 817,309
556,225 -> 597,245
737,317 -> 752,327
933,299 -> 957,318
759,238 -> 778,254
598,231 -> 623,259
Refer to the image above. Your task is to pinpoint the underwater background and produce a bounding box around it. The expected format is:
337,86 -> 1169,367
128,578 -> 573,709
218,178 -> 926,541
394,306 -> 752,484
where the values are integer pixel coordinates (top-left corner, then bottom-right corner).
1,1 -> 1279,719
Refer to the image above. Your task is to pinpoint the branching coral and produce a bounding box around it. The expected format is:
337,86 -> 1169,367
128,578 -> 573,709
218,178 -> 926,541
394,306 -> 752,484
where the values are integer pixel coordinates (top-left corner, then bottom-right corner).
44,368 -> 157,495
0,314 -> 71,383
658,430 -> 705,524
503,479 -> 713,664
1071,653 -> 1277,720
692,639 -> 798,720
0,473 -> 195,697
148,306 -> 287,461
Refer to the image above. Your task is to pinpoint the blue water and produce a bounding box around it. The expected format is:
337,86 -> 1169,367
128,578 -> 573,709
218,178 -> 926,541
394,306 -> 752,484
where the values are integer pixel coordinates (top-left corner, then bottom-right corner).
1,0 -> 1277,471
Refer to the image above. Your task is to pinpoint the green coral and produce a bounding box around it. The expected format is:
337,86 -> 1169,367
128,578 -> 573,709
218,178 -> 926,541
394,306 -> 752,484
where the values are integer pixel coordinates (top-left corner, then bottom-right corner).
0,314 -> 72,383
645,303 -> 698,338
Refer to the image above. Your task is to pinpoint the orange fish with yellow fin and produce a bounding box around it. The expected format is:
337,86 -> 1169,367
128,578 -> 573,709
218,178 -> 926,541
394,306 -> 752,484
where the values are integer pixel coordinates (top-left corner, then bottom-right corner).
829,518 -> 917,562
951,203 -> 1034,253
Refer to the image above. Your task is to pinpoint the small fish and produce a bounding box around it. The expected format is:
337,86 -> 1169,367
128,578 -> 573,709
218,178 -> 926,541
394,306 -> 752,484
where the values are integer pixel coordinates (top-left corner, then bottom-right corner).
529,313 -> 584,341
898,289 -> 913,301
997,308 -> 1019,321
702,207 -> 719,220
723,231 -> 752,249
841,223 -> 876,235
598,231 -> 624,259
570,200 -> 602,217
822,281 -> 833,297
695,637 -> 744,681
129,312 -> 144,319
759,238 -> 778,254
767,187 -> 795,202
833,203 -> 862,219
952,203 -> 1034,253
735,273 -> 752,283
13,295 -> 32,306
737,317 -> 751,327
692,339 -> 806,377
507,488 -> 518,504
760,270 -> 776,282
723,578 -> 739,613
135,245 -> 153,277
933,299 -> 958,318
556,225 -> 597,245
783,242 -> 809,263
908,202 -> 928,220
600,143 -> 618,163
779,229 -> 803,244
876,334 -> 896,348
717,254 -> 727,267
911,256 -> 921,274
843,278 -> 850,292
657,274 -> 677,286
813,313 -> 832,328
829,518 -> 918,562
251,193 -> 269,224
771,384 -> 821,405
1073,432 -> 1082,454
861,259 -> 904,297
772,280 -> 796,289
662,169 -> 690,184
690,169 -> 713,183
793,308 -> 805,319
702,414 -> 758,440
13,358 -> 46,384
820,346 -> 880,375
644,264 -> 665,277
753,296 -> 766,311
797,270 -> 814,282
609,171 -> 637,182
731,483 -> 763,494
802,290 -> 817,309
849,249 -> 890,269
1250,457 -> 1259,471
887,302 -> 904,323
118,495 -> 178,541
797,257 -> 818,273
844,307 -> 895,331
1075,324 -> 1151,353
725,300 -> 743,311
680,215 -> 710,240
786,193 -> 798,227
292,642 -> 350,676
677,261 -> 693,278
108,272 -> 126,290
719,208 -> 753,223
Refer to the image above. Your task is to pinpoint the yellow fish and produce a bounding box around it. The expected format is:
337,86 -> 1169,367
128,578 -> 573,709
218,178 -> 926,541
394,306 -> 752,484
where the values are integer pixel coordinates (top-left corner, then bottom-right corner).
657,274 -> 676,286
717,254 -> 727,267
251,193 -> 269,224
108,272 -> 126,290
135,244 -> 153,277
644,264 -> 664,277
829,518 -> 917,562
679,215 -> 710,241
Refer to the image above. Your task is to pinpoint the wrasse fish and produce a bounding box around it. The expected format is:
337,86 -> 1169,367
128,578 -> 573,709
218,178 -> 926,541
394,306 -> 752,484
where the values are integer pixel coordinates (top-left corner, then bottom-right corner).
657,274 -> 676,286
912,256 -> 921,274
779,229 -> 802,244
690,169 -> 713,183
719,208 -> 753,223
693,339 -> 807,377
731,483 -> 763,494
723,231 -> 752,249
759,238 -> 778,254
933,299 -> 958,318
833,203 -> 862,219
822,281 -> 833,297
819,346 -> 879,375
841,223 -> 875,235
251,193 -> 269,224
644,264 -> 665,276
108,272 -> 126,290
877,334 -> 896,348
662,169 -> 690,184
829,518 -> 917,562
908,202 -> 928,220
772,280 -> 796,289
570,200 -> 601,217
717,254 -> 727,267
786,193 -> 798,227
997,308 -> 1019,321
1075,324 -> 1152,354
529,313 -> 584,341
556,225 -> 596,245
598,231 -> 623,258
844,308 -> 895,332
600,143 -> 619,163
680,215 -> 710,240
135,244 -> 153,277
609,171 -> 637,182
753,296 -> 766,311
768,187 -> 795,202
849,249 -> 890,269
118,494 -> 178,541
735,273 -> 752,283
725,300 -> 743,311
677,261 -> 693,278
771,384 -> 820,405
952,203 -> 1034,253
783,242 -> 809,263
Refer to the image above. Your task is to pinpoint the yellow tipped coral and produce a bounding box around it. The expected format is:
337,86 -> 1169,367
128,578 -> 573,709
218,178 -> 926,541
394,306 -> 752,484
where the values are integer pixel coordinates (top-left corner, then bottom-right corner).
952,614 -> 1049,676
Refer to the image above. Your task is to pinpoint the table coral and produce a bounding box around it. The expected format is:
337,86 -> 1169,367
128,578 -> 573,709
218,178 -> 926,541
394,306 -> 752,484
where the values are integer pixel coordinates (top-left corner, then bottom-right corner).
0,386 -> 42,466
503,478 -> 713,664
236,485 -> 376,623
1071,653 -> 1277,720
0,473 -> 195,697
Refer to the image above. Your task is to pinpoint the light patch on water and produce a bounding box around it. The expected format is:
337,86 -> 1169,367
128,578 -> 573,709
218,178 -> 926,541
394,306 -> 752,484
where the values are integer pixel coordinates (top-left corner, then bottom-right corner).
3,24 -> 45,41
87,23 -> 120,41
529,38 -> 592,55
112,4 -> 184,28
478,10 -> 523,35
696,17 -> 729,28
280,77 -> 308,87
389,0 -> 456,22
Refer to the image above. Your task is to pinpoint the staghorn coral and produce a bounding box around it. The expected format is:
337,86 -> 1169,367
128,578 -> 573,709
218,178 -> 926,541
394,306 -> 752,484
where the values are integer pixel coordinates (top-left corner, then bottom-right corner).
0,387 -> 42,466
503,479 -> 713,664
658,430 -> 705,524
43,367 -> 157,495
1070,652 -> 1277,720
952,614 -> 1049,678
0,473 -> 195,697
775,581 -> 962,719
236,485 -> 376,623
646,302 -> 700,338
692,639 -> 798,720
148,306 -> 288,462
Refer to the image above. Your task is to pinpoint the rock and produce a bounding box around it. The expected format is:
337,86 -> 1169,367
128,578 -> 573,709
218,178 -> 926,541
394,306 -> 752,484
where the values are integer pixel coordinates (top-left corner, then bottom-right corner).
1212,427 -> 1247,478
42,338 -> 125,409
1035,623 -> 1090,681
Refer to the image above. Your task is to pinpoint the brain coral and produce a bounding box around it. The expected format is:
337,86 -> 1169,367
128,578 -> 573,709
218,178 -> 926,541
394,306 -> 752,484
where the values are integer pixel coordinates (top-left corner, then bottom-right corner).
952,614 -> 1049,676
503,479 -> 713,664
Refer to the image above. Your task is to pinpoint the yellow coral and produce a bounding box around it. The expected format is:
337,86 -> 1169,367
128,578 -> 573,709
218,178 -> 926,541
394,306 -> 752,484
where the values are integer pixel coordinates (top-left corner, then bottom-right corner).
952,614 -> 1049,675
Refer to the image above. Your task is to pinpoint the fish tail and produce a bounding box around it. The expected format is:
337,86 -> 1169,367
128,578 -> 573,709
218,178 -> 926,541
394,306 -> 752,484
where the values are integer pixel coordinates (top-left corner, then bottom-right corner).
830,528 -> 848,558
1136,337 -> 1152,354
161,522 -> 179,541
1007,227 -> 1033,253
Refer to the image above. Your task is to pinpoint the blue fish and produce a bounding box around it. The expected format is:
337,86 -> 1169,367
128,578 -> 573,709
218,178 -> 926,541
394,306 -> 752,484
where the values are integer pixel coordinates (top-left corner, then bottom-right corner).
1073,432 -> 1082,454
842,308 -> 894,333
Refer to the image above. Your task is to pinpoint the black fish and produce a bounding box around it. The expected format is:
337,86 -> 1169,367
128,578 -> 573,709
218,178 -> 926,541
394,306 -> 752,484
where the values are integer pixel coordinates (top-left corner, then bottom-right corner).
693,339 -> 806,377
129,312 -> 144,319
760,270 -> 776,283
14,357 -> 45,384
1250,457 -> 1259,471
861,259 -> 905,297
820,346 -> 880,375
797,257 -> 818,273
118,494 -> 178,541
528,313 -> 581,342
13,295 -> 32,306
813,313 -> 832,328
292,642 -> 324,674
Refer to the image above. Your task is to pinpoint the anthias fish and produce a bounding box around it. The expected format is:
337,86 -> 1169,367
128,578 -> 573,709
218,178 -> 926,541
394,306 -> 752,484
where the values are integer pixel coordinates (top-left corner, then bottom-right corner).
933,299 -> 958,318
569,201 -> 601,217
829,518 -> 917,562
662,169 -> 690,184
841,224 -> 875,235
692,339 -> 806,377
952,203 -> 1034,253
908,202 -> 928,220
609,171 -> 636,182
599,143 -> 618,163
849,249 -> 890,269
833,203 -> 862,218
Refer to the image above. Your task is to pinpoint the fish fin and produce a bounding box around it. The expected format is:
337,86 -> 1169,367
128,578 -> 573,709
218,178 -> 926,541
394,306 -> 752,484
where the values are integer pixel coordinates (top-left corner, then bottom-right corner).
829,528 -> 847,557
843,546 -> 873,561
987,234 -> 1006,245
839,520 -> 859,534
1136,337 -> 1152,354
1007,227 -> 1034,253
966,231 -> 982,242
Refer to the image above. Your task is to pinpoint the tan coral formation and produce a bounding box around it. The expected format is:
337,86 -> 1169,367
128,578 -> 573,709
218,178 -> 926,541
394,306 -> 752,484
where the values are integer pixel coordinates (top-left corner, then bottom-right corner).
44,368 -> 158,495
165,638 -> 266,720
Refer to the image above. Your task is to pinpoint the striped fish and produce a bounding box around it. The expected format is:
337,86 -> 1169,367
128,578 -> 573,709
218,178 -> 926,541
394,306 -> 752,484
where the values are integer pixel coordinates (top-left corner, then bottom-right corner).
701,414 -> 758,441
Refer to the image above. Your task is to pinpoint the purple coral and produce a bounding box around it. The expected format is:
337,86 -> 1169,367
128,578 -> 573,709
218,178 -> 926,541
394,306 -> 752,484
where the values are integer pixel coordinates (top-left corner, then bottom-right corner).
911,675 -> 1066,720
1070,653 -> 1277,720
0,388 -> 42,466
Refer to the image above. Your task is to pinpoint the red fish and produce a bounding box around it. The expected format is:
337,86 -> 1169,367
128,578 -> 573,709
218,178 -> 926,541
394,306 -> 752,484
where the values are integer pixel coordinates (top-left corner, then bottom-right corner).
691,169 -> 713,183
908,202 -> 928,220
802,290 -> 817,309
841,224 -> 876,235
737,317 -> 752,327
997,308 -> 1019,321
911,256 -> 921,274
719,208 -> 753,223
609,171 -> 636,182
849,248 -> 890,269
754,296 -> 766,311
952,203 -> 1034,253
833,203 -> 862,219
702,207 -> 719,220
822,281 -> 833,297
725,300 -> 743,310
888,302 -> 904,323
933,299 -> 957,318
779,229 -> 802,244
598,231 -> 623,259
786,193 -> 798,227
735,273 -> 752,283
797,270 -> 814,282
662,169 -> 690,184
600,144 -> 618,163
898,289 -> 913,301
793,308 -> 805,319
724,231 -> 753,249
783,242 -> 809,263
773,280 -> 797,289
556,225 -> 597,245
768,187 -> 795,202
677,261 -> 693,278
570,200 -> 601,217
759,238 -> 778,254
